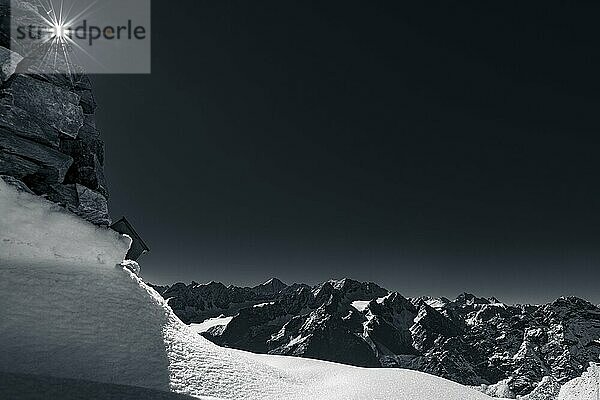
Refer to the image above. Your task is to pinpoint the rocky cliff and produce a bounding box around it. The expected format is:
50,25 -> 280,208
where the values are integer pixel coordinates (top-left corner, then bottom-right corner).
0,0 -> 109,225
153,278 -> 600,397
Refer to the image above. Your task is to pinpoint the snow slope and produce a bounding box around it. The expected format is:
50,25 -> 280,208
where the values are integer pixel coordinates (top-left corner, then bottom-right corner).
351,300 -> 371,312
0,179 -> 514,399
0,372 -> 201,400
189,316 -> 234,334
558,363 -> 600,400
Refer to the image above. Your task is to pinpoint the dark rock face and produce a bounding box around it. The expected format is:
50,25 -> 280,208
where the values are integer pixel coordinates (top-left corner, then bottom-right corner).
60,115 -> 107,196
154,277 -> 600,397
0,129 -> 73,181
0,150 -> 40,179
151,279 -> 292,324
0,99 -> 60,146
41,183 -> 111,226
252,278 -> 288,297
3,75 -> 84,138
0,4 -> 110,226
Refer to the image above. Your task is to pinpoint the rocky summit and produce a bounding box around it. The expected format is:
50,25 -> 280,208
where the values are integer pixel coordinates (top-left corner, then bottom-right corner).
152,278 -> 600,397
0,1 -> 109,225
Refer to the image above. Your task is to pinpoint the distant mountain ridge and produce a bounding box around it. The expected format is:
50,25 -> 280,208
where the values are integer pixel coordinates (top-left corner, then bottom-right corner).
151,278 -> 600,397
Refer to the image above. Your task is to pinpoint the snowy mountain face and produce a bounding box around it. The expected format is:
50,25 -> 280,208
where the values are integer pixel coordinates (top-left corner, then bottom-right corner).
156,279 -> 600,397
151,278 -> 302,324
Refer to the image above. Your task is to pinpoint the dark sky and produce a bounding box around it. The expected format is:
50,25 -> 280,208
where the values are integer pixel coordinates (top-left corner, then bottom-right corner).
92,1 -> 600,304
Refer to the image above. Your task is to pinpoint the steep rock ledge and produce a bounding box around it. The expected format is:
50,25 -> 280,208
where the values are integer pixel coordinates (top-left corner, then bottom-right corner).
0,2 -> 109,225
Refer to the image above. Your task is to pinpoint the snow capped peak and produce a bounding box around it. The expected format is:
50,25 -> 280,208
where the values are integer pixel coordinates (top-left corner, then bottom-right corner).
253,277 -> 288,296
257,277 -> 287,290
326,277 -> 375,291
455,292 -> 491,306
262,277 -> 285,286
423,296 -> 451,310
327,277 -> 351,289
550,296 -> 596,309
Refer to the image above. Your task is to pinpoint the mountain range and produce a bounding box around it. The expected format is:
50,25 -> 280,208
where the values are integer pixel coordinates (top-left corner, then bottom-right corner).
151,278 -> 600,397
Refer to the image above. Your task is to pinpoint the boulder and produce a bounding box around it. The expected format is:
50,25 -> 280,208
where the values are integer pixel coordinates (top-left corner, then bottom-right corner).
2,74 -> 84,138
74,184 -> 111,226
63,154 -> 107,196
76,88 -> 98,114
0,151 -> 39,179
86,154 -> 106,188
69,114 -> 105,164
45,183 -> 80,207
0,99 -> 59,147
0,130 -> 73,182
45,183 -> 111,226
60,115 -> 107,196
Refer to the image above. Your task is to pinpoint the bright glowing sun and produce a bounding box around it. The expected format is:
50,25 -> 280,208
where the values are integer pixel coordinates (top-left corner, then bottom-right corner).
53,23 -> 68,39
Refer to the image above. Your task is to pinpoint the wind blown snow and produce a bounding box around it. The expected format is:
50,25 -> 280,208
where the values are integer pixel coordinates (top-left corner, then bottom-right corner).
0,179 -> 130,267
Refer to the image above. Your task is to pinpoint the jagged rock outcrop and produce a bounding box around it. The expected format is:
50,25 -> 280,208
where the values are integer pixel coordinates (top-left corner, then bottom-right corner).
518,376 -> 561,400
154,277 -> 600,397
0,1 -> 109,225
151,278 -> 293,323
252,278 -> 288,297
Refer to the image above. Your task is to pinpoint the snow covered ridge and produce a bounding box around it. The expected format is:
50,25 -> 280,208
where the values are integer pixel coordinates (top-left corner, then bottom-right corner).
0,178 -> 129,266
0,180 -> 511,399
